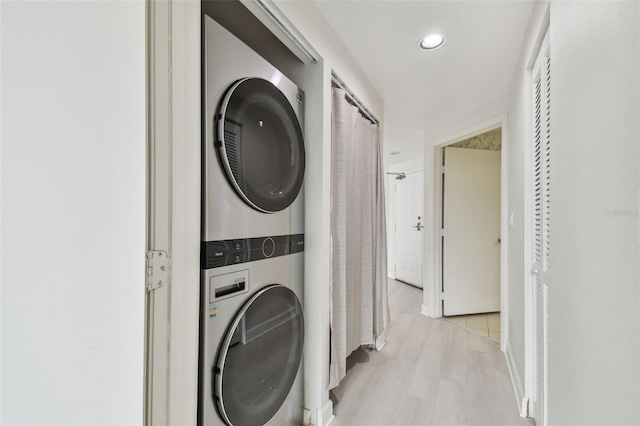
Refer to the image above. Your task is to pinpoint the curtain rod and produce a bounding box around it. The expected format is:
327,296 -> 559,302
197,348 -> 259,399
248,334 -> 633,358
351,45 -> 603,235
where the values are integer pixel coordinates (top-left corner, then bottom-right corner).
331,73 -> 380,126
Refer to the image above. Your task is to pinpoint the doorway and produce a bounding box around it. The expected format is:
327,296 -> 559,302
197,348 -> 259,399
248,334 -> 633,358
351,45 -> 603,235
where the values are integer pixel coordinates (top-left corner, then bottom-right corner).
438,128 -> 502,344
395,170 -> 424,288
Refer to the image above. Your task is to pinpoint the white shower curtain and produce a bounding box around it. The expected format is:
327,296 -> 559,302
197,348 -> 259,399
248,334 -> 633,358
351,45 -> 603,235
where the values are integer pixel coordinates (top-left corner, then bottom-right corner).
329,87 -> 390,389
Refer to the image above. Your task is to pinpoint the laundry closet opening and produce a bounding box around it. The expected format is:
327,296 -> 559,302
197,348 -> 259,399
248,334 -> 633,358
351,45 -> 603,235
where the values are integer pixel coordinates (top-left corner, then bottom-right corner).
194,2 -> 323,425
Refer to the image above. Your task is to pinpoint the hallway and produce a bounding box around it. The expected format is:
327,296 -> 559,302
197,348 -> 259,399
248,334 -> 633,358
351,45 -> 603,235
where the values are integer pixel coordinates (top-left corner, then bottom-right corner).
329,280 -> 534,426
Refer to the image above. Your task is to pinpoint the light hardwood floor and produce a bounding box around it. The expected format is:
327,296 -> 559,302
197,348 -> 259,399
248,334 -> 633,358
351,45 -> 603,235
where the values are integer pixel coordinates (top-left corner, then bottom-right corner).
329,279 -> 534,426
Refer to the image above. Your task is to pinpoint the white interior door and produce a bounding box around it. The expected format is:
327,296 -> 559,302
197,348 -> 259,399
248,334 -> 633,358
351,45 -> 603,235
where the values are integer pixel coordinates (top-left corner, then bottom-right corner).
395,170 -> 424,287
531,31 -> 550,426
443,147 -> 500,316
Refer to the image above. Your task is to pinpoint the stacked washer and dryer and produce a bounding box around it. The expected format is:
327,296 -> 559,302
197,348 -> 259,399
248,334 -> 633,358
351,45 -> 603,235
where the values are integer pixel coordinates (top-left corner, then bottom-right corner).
199,15 -> 306,426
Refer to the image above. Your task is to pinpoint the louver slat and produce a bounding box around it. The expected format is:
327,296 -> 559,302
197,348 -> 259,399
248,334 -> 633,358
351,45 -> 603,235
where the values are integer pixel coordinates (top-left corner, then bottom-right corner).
533,75 -> 543,265
543,56 -> 551,271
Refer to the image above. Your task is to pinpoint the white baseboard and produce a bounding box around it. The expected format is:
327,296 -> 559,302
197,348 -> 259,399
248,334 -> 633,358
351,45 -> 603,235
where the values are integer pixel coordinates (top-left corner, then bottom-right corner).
321,400 -> 335,426
374,331 -> 387,351
504,340 -> 527,417
420,304 -> 430,317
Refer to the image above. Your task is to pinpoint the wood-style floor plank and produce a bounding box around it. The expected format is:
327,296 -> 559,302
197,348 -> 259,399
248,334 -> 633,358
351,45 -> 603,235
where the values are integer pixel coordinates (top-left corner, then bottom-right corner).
406,319 -> 447,402
430,378 -> 467,426
330,349 -> 392,426
329,279 -> 533,426
395,394 -> 436,426
440,326 -> 468,384
467,350 -> 498,426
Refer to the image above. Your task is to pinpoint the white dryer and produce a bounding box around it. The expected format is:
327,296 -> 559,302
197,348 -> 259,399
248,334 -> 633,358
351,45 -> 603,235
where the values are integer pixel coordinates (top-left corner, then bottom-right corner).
200,15 -> 305,426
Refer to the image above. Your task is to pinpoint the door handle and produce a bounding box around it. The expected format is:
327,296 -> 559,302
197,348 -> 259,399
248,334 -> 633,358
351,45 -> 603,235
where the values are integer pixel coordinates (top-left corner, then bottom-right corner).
413,222 -> 423,231
531,267 -> 539,275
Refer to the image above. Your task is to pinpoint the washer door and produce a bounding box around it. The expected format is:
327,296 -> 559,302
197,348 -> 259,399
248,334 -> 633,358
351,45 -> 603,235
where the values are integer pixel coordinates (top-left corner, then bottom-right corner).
217,78 -> 305,213
215,285 -> 304,426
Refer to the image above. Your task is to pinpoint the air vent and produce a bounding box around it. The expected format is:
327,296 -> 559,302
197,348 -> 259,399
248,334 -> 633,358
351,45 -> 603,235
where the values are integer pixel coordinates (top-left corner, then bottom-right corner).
223,119 -> 243,187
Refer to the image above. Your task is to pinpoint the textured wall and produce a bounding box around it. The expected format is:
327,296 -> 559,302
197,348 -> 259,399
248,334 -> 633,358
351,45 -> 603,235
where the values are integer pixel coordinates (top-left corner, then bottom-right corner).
449,128 -> 502,151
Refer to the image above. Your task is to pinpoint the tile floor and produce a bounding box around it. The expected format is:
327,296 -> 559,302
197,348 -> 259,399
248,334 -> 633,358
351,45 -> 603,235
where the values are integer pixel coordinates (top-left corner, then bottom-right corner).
443,312 -> 501,344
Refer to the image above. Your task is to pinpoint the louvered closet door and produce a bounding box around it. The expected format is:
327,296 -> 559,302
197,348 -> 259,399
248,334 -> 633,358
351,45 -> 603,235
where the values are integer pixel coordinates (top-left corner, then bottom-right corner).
532,31 -> 550,426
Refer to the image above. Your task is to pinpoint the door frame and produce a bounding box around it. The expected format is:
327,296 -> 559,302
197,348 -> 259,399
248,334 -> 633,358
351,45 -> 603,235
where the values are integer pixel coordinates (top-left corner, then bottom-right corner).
145,1 -> 202,424
430,114 -> 508,350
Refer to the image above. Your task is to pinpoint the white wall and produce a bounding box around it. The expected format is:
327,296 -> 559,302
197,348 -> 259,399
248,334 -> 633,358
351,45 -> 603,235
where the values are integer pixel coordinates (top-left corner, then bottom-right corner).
276,1 -> 383,120
389,157 -> 424,174
1,1 -> 146,424
271,2 -> 384,425
426,96 -> 508,145
548,1 -> 639,424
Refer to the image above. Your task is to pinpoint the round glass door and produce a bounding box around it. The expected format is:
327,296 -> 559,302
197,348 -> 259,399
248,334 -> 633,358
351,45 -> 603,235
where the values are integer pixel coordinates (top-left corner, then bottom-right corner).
217,78 -> 305,213
215,285 -> 304,426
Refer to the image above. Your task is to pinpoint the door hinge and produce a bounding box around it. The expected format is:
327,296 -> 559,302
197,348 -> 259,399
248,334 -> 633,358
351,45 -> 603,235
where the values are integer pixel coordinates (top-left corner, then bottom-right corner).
441,292 -> 446,300
146,250 -> 169,292
440,228 -> 446,237
441,165 -> 446,174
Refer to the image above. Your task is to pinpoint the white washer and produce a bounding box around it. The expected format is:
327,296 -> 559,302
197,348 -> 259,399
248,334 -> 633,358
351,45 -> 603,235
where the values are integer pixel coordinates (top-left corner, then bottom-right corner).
200,15 -> 305,426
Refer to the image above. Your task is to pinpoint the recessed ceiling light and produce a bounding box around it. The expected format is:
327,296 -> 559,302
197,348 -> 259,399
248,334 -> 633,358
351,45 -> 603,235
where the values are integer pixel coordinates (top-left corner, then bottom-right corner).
419,33 -> 445,51
389,151 -> 401,156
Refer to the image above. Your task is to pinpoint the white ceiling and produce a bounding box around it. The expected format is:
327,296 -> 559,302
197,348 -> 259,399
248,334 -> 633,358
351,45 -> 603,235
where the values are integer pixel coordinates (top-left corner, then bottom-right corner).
312,0 -> 535,166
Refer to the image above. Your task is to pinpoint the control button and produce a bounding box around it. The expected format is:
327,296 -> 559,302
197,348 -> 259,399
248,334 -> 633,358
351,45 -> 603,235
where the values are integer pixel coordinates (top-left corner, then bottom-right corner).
262,237 -> 276,258
230,239 -> 246,252
205,242 -> 229,268
290,234 -> 305,253
212,250 -> 227,259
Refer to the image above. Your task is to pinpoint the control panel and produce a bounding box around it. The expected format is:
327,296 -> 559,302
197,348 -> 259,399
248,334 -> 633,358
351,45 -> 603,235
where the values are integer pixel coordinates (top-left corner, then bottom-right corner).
201,233 -> 304,269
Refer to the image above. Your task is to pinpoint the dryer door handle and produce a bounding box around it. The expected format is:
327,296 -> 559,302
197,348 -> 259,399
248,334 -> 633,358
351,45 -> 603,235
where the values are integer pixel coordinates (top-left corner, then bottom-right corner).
215,280 -> 247,298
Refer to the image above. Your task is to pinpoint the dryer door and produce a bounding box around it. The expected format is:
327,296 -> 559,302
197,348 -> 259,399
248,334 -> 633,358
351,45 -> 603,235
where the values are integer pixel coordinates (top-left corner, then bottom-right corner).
215,285 -> 304,426
217,78 -> 305,213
